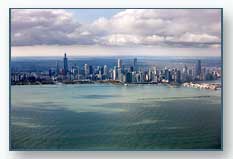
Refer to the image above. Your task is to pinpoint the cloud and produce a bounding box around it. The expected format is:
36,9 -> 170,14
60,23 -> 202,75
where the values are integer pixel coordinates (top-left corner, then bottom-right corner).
11,9 -> 93,46
11,9 -> 221,49
99,34 -> 165,46
91,9 -> 221,48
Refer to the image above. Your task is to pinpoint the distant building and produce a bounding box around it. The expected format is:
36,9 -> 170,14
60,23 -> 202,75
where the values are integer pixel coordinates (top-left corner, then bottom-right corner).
49,69 -> 52,78
138,71 -> 144,83
182,65 -> 188,82
113,66 -> 117,80
71,65 -> 79,80
103,65 -> 108,79
118,68 -> 122,81
84,64 -> 89,78
118,59 -> 122,68
133,58 -> 137,71
129,66 -> 134,72
195,60 -> 201,78
175,70 -> 181,83
89,65 -> 93,75
148,68 -> 152,81
103,65 -> 108,75
63,53 -> 68,76
164,68 -> 171,82
125,72 -> 132,83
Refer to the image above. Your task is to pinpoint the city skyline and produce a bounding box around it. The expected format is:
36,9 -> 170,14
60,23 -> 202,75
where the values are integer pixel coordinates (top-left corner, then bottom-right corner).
11,53 -> 221,89
11,9 -> 222,57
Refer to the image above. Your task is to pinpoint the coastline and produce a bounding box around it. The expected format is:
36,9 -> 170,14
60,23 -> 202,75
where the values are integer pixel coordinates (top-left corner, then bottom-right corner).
11,79 -> 221,91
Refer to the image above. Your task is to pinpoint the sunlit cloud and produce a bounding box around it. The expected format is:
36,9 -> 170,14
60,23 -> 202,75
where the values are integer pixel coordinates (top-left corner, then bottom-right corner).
11,9 -> 222,56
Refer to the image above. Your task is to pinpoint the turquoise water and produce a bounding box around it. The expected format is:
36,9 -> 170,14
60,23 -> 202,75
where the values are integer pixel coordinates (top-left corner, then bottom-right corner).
11,84 -> 221,150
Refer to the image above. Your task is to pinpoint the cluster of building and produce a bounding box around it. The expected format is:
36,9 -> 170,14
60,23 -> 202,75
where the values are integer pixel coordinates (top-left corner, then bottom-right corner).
11,53 -> 221,85
183,82 -> 221,90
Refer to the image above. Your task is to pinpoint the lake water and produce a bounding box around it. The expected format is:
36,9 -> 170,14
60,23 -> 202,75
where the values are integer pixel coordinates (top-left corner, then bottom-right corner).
11,84 -> 222,150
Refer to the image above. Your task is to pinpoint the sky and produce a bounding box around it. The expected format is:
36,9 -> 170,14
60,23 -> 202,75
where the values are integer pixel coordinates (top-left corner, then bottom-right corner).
11,9 -> 222,57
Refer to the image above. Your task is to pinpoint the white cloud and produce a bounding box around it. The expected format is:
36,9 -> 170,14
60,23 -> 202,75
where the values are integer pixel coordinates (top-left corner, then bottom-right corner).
12,9 -> 82,46
100,34 -> 142,46
11,9 -> 221,49
176,32 -> 220,43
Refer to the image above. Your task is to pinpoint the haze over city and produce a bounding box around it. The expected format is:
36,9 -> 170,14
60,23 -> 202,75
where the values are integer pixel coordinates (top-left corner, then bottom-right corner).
11,9 -> 222,57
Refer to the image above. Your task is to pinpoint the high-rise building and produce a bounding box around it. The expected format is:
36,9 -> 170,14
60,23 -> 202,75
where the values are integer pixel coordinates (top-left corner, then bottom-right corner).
103,65 -> 108,75
63,53 -> 68,75
103,65 -> 108,79
89,65 -> 93,75
129,66 -> 134,72
118,59 -> 122,68
195,60 -> 201,78
113,66 -> 117,80
133,58 -> 137,70
182,65 -> 188,82
84,64 -> 89,78
132,72 -> 137,83
125,72 -> 132,83
49,69 -> 52,78
71,65 -> 79,80
183,65 -> 188,74
165,68 -> 171,82
118,68 -> 122,81
139,71 -> 144,83
175,70 -> 181,83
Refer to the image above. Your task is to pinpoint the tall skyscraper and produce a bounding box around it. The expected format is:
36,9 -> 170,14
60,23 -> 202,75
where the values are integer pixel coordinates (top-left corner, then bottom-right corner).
113,66 -> 117,80
63,53 -> 68,75
133,58 -> 137,70
49,69 -> 52,78
117,59 -> 122,68
175,70 -> 181,83
148,68 -> 152,81
71,65 -> 79,80
195,60 -> 201,78
84,64 -> 89,78
118,68 -> 122,81
103,65 -> 108,75
182,65 -> 188,81
89,65 -> 93,75
165,68 -> 171,82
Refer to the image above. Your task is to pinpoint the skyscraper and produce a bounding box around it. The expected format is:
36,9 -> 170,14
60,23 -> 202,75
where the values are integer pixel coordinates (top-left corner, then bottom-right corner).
118,68 -> 122,81
89,65 -> 93,75
195,60 -> 201,78
103,65 -> 108,75
117,59 -> 122,68
125,72 -> 132,83
165,68 -> 171,82
84,64 -> 89,78
63,53 -> 68,75
148,68 -> 152,81
175,70 -> 181,83
133,58 -> 137,71
182,65 -> 188,82
113,66 -> 117,80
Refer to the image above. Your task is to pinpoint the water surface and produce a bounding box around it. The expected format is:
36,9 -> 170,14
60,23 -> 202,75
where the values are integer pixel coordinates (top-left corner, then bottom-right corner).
11,84 -> 221,150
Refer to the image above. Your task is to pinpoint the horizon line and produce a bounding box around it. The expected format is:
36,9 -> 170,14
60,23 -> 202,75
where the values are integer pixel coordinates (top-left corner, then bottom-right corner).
11,55 -> 221,58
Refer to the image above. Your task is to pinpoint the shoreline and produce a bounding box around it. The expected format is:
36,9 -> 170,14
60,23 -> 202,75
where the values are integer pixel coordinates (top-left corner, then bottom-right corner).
11,80 -> 221,91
